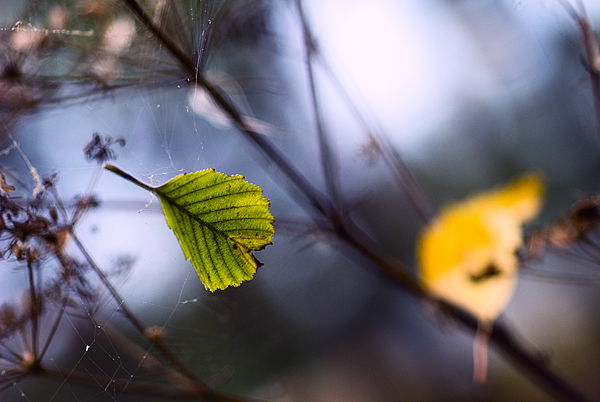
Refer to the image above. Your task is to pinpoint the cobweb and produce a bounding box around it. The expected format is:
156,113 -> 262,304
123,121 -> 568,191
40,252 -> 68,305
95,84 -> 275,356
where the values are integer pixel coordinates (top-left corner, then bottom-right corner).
0,1 -> 297,401
2,0 -> 600,401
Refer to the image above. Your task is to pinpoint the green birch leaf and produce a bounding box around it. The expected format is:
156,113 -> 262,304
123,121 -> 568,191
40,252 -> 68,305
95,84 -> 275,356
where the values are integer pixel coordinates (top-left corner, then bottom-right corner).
105,164 -> 274,292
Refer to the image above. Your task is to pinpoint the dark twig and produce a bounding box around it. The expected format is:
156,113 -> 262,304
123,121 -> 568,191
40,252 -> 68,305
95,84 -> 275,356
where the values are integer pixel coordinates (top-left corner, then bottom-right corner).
120,0 -> 591,401
69,233 -> 204,387
562,1 -> 600,142
295,0 -> 343,212
26,259 -> 39,367
309,24 -> 435,225
442,302 -> 591,402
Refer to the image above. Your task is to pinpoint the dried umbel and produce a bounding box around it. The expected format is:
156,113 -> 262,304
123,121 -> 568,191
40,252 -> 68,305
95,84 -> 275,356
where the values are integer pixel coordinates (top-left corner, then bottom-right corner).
84,133 -> 126,163
0,161 -> 113,377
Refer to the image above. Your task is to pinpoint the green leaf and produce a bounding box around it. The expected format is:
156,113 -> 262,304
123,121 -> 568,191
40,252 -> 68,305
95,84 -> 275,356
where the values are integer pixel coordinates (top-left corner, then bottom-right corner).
105,164 -> 274,291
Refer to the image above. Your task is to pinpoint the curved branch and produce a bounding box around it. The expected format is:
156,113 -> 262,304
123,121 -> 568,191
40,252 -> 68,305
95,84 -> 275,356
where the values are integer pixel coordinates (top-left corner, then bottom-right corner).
561,2 -> 600,143
120,1 -> 591,401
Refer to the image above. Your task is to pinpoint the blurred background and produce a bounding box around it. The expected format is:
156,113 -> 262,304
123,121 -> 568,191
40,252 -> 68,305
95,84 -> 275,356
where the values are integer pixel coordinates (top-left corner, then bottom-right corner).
1,0 -> 600,400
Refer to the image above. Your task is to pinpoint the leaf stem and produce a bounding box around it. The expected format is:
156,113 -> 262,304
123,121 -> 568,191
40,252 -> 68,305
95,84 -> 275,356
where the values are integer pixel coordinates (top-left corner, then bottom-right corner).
104,163 -> 155,193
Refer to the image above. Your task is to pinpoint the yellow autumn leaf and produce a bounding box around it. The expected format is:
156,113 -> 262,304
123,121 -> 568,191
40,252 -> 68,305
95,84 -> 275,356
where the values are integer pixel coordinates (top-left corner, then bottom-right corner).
417,172 -> 544,380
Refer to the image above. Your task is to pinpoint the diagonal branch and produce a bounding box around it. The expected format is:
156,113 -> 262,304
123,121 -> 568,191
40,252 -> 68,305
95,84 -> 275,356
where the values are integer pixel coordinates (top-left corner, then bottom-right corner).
120,0 -> 333,219
120,1 -> 591,401
66,230 -> 263,402
294,0 -> 343,212
561,1 -> 600,142
295,5 -> 435,225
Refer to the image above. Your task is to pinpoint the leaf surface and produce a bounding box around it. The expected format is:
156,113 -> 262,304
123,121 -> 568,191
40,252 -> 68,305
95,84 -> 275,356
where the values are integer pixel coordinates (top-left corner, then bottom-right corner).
153,169 -> 274,292
105,164 -> 274,292
154,169 -> 274,291
417,172 -> 544,322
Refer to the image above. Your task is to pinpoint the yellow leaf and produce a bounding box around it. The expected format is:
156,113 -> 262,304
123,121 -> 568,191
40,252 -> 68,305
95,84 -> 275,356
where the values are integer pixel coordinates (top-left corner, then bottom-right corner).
417,172 -> 544,381
417,172 -> 544,323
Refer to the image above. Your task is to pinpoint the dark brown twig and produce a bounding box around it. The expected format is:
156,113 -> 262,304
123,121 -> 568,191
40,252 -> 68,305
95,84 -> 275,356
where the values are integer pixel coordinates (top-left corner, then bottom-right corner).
306,21 -> 435,225
26,259 -> 39,368
295,0 -> 343,212
119,0 -> 592,401
562,1 -> 600,142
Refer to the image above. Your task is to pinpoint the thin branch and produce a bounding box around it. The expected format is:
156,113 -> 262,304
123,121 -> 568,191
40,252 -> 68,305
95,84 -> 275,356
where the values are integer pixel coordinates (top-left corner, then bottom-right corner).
295,0 -> 343,211
120,1 -> 591,400
561,1 -> 600,142
378,134 -> 436,224
0,371 -> 26,392
119,0 -> 333,220
102,323 -> 194,388
68,233 -> 203,385
37,306 -> 66,362
66,230 -> 263,402
0,343 -> 23,364
305,18 -> 435,224
26,259 -> 39,366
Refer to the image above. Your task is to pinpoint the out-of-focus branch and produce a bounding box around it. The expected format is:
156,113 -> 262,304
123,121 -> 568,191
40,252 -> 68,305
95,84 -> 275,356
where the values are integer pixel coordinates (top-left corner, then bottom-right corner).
294,0 -> 343,212
561,1 -> 600,142
49,184 -> 260,402
303,20 -> 436,225
439,301 -> 590,402
120,0 -> 592,401
67,231 -> 214,398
